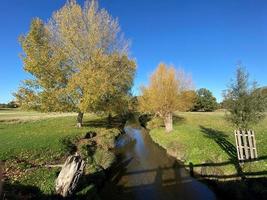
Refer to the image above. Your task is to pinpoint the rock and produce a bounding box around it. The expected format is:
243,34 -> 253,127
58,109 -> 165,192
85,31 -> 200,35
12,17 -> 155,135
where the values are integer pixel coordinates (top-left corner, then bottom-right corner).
55,153 -> 85,197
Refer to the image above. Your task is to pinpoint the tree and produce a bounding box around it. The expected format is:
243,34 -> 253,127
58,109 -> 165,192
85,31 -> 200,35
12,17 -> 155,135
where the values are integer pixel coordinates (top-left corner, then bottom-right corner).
223,67 -> 267,130
192,88 -> 218,112
138,63 -> 195,132
257,87 -> 267,111
15,0 -> 136,127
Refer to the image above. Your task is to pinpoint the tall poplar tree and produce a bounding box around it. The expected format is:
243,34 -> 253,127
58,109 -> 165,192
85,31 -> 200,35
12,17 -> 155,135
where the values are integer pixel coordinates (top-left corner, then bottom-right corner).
15,0 -> 136,127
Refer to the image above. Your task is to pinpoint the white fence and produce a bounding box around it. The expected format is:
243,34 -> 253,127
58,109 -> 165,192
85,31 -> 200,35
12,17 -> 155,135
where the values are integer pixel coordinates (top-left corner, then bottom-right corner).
234,130 -> 258,161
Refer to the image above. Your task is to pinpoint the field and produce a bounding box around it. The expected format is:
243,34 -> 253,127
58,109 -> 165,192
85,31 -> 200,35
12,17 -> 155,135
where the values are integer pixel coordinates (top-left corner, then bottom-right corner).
2,109 -> 267,199
149,111 -> 267,177
149,111 -> 267,198
0,109 -> 122,199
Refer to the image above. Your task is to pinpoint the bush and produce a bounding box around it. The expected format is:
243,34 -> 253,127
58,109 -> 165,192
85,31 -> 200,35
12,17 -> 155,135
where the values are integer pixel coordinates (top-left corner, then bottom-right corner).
192,88 -> 218,112
96,128 -> 121,150
78,142 -> 97,164
147,117 -> 164,130
223,67 -> 267,129
59,135 -> 79,155
138,114 -> 152,127
93,148 -> 115,170
166,141 -> 186,161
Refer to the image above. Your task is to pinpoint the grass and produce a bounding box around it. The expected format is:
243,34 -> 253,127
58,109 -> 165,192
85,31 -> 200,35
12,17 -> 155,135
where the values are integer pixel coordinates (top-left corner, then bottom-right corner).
0,109 -> 122,198
149,111 -> 267,198
149,111 -> 267,178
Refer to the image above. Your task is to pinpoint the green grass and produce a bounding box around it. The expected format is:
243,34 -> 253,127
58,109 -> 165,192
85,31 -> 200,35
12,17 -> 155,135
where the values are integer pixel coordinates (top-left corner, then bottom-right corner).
149,111 -> 267,178
0,109 -> 121,198
0,113 -> 85,161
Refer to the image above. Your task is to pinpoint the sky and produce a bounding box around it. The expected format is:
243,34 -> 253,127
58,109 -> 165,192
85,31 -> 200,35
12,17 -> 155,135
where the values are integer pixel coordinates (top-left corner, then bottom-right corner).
0,0 -> 267,103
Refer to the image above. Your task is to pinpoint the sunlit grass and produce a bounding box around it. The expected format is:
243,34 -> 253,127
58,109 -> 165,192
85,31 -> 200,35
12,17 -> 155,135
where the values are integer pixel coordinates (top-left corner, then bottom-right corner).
149,111 -> 267,177
0,109 -> 119,197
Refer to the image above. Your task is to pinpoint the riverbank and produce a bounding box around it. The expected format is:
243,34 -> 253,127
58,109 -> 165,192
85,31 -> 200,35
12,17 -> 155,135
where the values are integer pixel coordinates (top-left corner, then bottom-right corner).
148,111 -> 267,199
0,109 -> 126,199
99,119 -> 216,200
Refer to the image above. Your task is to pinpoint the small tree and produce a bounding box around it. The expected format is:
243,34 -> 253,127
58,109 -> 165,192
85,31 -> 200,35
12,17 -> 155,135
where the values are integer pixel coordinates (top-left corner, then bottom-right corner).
192,88 -> 218,112
138,63 -> 195,132
223,67 -> 267,130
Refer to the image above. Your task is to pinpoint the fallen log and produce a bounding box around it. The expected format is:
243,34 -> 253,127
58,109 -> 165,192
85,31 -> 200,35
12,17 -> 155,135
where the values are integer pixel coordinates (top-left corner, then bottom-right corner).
55,153 -> 85,197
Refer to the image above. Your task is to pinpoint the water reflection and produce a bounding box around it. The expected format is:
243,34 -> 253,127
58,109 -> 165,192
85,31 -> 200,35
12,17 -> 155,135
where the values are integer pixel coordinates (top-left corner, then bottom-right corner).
101,123 -> 216,200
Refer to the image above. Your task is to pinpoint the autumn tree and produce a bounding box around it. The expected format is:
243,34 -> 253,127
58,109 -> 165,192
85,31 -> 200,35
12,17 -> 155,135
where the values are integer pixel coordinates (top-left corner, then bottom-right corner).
15,0 -> 136,127
139,63 -> 195,132
223,67 -> 267,130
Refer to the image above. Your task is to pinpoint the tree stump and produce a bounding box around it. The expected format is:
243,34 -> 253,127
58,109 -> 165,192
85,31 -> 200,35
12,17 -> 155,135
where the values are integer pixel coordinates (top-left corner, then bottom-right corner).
55,153 -> 85,197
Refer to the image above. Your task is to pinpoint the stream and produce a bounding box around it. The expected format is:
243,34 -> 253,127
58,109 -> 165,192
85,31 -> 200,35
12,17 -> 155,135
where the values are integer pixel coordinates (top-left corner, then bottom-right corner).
100,122 -> 216,200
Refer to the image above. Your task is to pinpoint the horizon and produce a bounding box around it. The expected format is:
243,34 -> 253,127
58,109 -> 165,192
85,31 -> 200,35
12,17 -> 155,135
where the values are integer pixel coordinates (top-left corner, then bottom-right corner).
1,0 -> 267,103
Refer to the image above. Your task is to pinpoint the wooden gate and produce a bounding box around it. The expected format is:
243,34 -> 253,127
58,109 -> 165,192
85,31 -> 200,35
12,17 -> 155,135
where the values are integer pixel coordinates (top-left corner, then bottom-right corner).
234,130 -> 258,161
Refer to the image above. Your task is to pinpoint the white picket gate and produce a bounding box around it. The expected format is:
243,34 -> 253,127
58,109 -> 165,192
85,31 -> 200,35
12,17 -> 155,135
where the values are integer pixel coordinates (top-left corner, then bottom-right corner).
234,130 -> 257,161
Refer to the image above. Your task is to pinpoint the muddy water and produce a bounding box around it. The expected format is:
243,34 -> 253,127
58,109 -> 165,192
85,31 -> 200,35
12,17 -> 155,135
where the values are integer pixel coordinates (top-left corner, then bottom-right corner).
100,123 -> 216,200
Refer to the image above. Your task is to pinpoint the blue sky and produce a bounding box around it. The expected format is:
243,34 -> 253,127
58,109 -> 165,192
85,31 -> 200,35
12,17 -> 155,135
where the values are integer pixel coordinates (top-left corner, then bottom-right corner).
0,0 -> 267,103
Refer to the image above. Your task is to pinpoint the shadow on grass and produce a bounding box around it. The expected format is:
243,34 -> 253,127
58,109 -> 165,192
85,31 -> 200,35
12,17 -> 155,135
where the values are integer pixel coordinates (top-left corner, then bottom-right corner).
176,126 -> 267,199
173,115 -> 186,125
83,115 -> 128,131
4,156 -> 267,200
2,182 -> 62,200
200,125 -> 244,178
138,113 -> 185,128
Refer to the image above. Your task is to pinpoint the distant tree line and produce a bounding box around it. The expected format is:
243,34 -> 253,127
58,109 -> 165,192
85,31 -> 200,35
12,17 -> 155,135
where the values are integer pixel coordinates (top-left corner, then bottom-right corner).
191,88 -> 218,112
0,101 -> 19,108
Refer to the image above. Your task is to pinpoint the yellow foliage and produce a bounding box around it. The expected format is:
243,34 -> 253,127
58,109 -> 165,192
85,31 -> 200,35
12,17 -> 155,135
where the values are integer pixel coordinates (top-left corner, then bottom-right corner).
15,0 -> 136,115
139,63 -> 195,117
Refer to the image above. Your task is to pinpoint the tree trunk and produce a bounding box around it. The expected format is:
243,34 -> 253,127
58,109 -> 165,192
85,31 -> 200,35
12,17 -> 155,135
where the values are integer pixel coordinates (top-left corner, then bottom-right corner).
164,113 -> 173,133
55,153 -> 85,197
107,113 -> 112,127
77,112 -> 84,128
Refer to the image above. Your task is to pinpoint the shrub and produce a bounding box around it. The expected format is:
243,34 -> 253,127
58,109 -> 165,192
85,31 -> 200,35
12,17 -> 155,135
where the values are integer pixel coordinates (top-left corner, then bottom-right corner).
96,128 -> 121,150
166,141 -> 186,161
147,117 -> 164,130
93,148 -> 115,170
192,88 -> 218,112
59,135 -> 79,155
223,67 -> 267,129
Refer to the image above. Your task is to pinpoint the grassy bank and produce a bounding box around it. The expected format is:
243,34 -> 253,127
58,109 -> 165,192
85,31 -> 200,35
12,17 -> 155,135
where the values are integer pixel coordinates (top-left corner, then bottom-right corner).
0,109 -> 123,199
148,111 -> 267,198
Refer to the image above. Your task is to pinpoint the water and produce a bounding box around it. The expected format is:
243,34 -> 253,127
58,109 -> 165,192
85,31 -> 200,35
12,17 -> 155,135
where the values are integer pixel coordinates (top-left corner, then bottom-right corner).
100,123 -> 216,200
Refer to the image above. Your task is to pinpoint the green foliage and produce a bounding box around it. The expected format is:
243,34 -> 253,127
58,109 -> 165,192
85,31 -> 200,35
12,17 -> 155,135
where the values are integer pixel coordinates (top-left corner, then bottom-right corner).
192,88 -> 218,112
96,128 -> 121,150
223,67 -> 267,129
15,18 -> 73,112
59,135 -> 79,155
0,101 -> 19,108
93,148 -> 115,170
15,0 -> 136,117
147,117 -> 164,129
